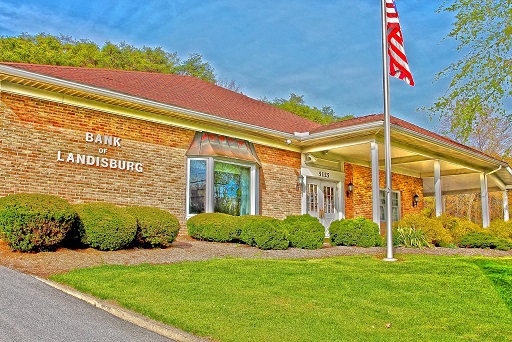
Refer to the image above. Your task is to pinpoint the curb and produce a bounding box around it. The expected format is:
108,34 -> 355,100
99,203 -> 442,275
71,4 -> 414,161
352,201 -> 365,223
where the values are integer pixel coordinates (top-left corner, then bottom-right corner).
35,276 -> 211,342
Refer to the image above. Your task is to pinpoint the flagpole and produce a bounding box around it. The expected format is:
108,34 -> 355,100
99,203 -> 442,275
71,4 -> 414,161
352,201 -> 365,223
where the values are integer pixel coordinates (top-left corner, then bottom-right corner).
381,0 -> 397,261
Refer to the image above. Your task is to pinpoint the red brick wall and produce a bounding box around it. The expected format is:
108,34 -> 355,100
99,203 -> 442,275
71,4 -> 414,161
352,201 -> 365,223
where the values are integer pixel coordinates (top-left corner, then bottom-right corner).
0,93 -> 304,233
1,93 -> 193,231
1,92 -> 426,235
254,145 -> 302,219
345,163 -> 423,220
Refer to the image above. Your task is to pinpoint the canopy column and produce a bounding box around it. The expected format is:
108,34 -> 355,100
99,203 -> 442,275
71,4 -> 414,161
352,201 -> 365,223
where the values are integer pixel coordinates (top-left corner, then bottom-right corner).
503,190 -> 509,222
434,159 -> 443,217
480,173 -> 490,228
371,142 -> 381,225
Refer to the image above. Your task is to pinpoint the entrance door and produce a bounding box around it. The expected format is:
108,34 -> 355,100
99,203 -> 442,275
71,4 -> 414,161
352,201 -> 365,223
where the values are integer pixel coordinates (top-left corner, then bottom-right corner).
306,179 -> 338,237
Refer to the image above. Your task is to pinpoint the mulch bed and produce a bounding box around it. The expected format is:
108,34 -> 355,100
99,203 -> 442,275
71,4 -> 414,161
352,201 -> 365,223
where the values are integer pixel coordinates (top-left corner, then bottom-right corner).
1,236 -> 510,277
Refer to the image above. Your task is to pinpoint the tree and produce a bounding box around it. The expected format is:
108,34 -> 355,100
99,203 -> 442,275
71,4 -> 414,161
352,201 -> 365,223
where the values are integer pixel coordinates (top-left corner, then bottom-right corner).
0,33 -> 216,82
174,53 -> 216,83
217,78 -> 243,93
440,109 -> 512,159
425,0 -> 511,141
263,93 -> 353,124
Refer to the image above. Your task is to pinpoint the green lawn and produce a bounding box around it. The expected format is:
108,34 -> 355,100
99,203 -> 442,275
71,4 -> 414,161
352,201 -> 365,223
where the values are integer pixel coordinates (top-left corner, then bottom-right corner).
50,255 -> 512,342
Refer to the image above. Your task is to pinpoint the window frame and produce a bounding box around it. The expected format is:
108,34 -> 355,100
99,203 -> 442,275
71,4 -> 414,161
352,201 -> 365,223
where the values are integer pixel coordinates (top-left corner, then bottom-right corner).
379,189 -> 401,222
186,157 -> 259,218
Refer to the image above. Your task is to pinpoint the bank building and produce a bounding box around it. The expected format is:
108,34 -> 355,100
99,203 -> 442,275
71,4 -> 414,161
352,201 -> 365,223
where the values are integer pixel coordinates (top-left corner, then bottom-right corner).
1,62 -> 511,236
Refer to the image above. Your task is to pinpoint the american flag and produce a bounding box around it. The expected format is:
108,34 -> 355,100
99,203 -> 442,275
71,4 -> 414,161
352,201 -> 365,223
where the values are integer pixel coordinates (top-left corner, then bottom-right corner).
386,0 -> 414,86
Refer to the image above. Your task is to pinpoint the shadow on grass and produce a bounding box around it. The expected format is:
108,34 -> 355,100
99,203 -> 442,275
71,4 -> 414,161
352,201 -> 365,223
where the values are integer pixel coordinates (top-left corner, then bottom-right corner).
472,258 -> 512,312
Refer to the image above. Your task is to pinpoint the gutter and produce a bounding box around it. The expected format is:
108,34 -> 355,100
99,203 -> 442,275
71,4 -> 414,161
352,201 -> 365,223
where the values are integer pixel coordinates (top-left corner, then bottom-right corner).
294,121 -> 384,141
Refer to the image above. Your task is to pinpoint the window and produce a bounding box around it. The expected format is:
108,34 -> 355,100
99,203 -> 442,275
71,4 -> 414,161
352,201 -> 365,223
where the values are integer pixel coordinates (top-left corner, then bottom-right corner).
307,183 -> 318,212
188,159 -> 207,214
187,158 -> 257,217
324,185 -> 335,214
379,190 -> 400,222
213,161 -> 251,216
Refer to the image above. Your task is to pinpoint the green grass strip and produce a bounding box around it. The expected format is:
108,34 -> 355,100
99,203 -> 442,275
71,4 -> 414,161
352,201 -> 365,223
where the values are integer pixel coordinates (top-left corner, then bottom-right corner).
51,255 -> 512,342
472,258 -> 512,312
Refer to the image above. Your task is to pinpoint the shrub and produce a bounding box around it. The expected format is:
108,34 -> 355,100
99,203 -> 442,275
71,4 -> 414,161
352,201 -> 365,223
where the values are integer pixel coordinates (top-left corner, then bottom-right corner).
283,214 -> 324,249
0,193 -> 77,252
436,215 -> 481,243
330,217 -> 382,247
394,214 -> 453,247
126,206 -> 180,248
74,202 -> 137,251
459,232 -> 512,251
489,219 -> 512,241
393,226 -> 431,248
238,216 -> 273,247
239,216 -> 289,250
187,213 -> 238,242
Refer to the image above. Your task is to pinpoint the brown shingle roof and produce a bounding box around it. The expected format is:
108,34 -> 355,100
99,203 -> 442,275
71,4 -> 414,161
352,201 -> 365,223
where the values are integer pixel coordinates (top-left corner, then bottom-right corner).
0,63 -> 506,165
0,62 -> 322,135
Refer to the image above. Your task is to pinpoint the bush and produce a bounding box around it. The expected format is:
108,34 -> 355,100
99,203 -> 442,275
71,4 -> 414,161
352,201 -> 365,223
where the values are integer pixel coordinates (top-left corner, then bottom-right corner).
393,226 -> 431,248
187,213 -> 239,242
0,193 -> 77,252
283,214 -> 324,249
238,216 -> 271,247
75,202 -> 137,251
239,216 -> 289,250
489,220 -> 512,241
459,232 -> 512,251
126,206 -> 180,248
394,214 -> 453,247
330,217 -> 382,247
436,215 -> 481,243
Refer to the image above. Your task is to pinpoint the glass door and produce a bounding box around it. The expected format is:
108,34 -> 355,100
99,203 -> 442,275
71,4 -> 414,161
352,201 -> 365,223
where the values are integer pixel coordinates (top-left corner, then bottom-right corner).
307,179 -> 338,237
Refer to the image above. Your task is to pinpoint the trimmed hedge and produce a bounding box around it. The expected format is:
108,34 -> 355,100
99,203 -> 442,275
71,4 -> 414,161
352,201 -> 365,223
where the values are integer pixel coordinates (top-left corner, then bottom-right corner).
330,217 -> 382,247
459,232 -> 512,251
187,213 -> 239,242
0,193 -> 77,252
283,214 -> 324,249
239,216 -> 289,250
127,206 -> 180,248
75,202 -> 137,251
237,216 -> 272,247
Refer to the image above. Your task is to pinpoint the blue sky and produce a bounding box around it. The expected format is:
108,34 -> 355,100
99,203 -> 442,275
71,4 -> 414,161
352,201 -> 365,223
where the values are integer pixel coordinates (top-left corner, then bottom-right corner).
0,0 -> 459,131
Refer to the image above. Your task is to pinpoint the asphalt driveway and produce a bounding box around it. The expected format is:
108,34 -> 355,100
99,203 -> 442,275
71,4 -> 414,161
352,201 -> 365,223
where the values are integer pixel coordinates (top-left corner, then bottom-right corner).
0,266 -> 175,342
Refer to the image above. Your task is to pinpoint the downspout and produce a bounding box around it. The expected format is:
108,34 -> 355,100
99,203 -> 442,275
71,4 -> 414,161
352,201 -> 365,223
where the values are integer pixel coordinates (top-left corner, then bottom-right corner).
487,165 -> 502,176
